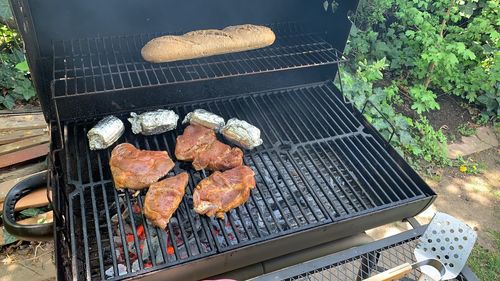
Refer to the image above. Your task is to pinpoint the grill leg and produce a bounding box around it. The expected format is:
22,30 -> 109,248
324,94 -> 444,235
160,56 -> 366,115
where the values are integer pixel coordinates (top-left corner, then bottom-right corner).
356,251 -> 380,281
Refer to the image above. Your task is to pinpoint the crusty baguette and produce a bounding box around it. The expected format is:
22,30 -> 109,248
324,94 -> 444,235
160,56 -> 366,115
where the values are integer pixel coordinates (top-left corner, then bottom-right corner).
141,24 -> 276,63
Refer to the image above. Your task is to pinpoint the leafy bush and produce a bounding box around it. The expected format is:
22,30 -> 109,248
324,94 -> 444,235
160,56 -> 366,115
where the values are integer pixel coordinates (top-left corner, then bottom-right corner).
340,0 -> 499,167
0,0 -> 36,109
347,0 -> 500,118
339,58 -> 450,167
0,22 -> 36,109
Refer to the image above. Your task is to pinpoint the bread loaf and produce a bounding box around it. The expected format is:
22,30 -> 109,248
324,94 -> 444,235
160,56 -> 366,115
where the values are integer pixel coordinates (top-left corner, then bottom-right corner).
141,24 -> 276,63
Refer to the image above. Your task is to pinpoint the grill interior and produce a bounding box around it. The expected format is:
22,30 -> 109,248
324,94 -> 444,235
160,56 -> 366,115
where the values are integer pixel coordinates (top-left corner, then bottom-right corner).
52,22 -> 342,98
62,82 -> 432,280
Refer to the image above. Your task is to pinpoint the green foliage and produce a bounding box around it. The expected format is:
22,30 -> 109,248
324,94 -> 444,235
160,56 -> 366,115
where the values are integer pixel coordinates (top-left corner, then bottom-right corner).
457,123 -> 477,136
341,0 -> 500,167
338,58 -> 450,166
19,208 -> 45,218
468,231 -> 500,280
0,0 -> 12,23
409,85 -> 440,114
0,23 -> 35,109
412,117 -> 449,165
347,0 -> 500,117
454,155 -> 483,174
1,226 -> 17,244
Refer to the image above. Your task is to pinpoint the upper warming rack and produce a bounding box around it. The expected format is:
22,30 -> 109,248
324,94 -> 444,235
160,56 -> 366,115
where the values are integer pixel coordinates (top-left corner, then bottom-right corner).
50,22 -> 344,98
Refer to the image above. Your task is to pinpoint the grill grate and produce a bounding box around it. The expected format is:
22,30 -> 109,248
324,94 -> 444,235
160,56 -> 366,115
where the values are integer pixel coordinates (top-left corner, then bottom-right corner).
63,82 -> 432,280
52,22 -> 343,98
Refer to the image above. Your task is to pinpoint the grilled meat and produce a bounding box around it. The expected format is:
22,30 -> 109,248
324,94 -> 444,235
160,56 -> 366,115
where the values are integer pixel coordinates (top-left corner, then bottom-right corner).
175,124 -> 243,171
144,172 -> 189,229
109,143 -> 175,189
192,140 -> 243,171
175,124 -> 217,161
193,165 -> 255,219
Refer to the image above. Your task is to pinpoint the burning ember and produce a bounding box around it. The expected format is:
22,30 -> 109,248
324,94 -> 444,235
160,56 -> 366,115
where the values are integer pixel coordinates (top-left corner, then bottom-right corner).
105,195 -> 210,278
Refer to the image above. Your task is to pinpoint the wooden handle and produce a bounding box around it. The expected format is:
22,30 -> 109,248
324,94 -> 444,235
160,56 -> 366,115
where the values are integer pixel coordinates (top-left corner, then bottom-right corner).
364,263 -> 413,281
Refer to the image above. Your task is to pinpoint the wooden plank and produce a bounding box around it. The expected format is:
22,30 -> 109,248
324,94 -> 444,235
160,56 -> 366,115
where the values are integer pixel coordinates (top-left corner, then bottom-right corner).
0,174 -> 32,204
0,135 -> 49,156
18,211 -> 53,225
0,162 -> 47,183
0,128 -> 47,145
0,113 -> 46,132
0,187 -> 50,211
0,108 -> 42,115
0,169 -> 48,204
0,144 -> 48,168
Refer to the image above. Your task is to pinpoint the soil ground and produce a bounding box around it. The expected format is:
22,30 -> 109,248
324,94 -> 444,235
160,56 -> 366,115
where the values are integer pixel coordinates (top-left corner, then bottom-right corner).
425,94 -> 474,141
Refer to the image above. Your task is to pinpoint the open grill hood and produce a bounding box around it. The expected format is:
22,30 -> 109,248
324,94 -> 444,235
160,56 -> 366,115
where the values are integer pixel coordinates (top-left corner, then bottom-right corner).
11,0 -> 357,121
9,0 -> 437,280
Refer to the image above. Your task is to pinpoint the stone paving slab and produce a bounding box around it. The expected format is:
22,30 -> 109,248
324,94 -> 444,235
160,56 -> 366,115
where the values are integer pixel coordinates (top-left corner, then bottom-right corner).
448,126 -> 498,159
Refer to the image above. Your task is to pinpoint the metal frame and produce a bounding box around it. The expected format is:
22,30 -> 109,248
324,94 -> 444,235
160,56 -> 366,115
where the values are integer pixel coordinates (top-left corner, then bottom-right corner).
250,219 -> 479,281
55,81 -> 436,280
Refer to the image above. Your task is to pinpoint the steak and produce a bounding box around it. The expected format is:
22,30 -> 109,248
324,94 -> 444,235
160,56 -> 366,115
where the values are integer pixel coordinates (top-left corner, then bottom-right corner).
109,143 -> 175,189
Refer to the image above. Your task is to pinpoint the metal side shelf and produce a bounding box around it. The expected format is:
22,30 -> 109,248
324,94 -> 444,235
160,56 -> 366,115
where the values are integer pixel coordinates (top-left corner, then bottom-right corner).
250,220 -> 479,281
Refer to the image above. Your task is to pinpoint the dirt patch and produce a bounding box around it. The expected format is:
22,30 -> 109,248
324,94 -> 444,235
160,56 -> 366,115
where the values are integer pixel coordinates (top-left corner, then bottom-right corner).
393,93 -> 474,141
427,147 -> 500,249
0,241 -> 55,281
368,147 -> 499,251
425,94 -> 473,141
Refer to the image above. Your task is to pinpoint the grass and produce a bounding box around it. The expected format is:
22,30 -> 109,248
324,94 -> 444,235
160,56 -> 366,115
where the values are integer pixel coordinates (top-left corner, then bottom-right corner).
468,231 -> 500,280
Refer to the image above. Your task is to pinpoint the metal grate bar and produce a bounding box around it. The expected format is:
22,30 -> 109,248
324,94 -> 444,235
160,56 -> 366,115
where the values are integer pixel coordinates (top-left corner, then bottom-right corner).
291,89 -> 373,209
270,91 -> 356,215
51,23 -> 343,98
96,154 -> 123,275
218,100 -> 327,225
314,85 -> 423,199
213,102 -> 312,236
262,97 -> 352,215
64,82 -> 432,280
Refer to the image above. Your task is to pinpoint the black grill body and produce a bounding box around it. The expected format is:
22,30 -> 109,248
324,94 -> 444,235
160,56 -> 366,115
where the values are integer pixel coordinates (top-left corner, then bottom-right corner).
9,0 -> 436,280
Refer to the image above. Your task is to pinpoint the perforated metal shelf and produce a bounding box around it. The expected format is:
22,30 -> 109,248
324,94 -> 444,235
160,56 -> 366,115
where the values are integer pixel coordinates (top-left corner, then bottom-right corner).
251,226 -> 477,281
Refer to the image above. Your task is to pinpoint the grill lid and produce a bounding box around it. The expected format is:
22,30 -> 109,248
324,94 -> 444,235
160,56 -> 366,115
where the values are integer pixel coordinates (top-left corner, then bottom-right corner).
10,0 -> 359,121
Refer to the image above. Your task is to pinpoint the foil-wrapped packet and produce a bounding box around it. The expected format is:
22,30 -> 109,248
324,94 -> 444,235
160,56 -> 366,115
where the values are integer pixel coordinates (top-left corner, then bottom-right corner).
87,116 -> 124,150
128,109 -> 179,135
182,109 -> 225,132
221,118 -> 263,150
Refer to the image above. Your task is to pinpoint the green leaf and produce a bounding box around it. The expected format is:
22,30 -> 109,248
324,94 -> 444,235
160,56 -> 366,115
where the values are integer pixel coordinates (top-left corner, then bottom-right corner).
399,130 -> 414,146
15,60 -> 29,73
2,226 -> 18,245
0,0 -> 12,22
459,2 -> 477,18
463,50 -> 476,60
19,208 -> 44,217
2,94 -> 16,109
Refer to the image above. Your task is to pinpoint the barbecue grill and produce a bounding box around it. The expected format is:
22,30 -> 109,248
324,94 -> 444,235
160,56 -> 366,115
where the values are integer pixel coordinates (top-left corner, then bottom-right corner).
6,1 -> 436,280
